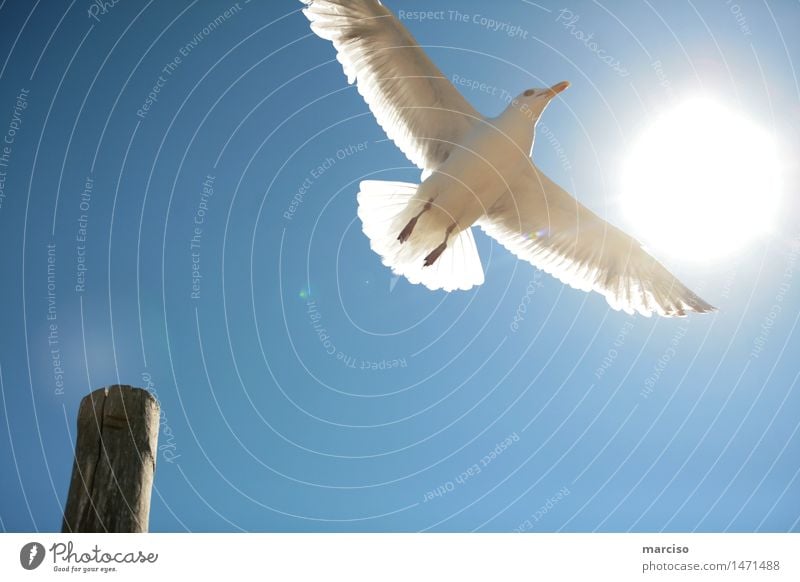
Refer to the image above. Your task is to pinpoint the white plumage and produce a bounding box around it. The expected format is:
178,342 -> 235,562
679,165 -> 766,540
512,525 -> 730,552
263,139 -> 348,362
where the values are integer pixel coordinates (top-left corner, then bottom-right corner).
301,0 -> 715,317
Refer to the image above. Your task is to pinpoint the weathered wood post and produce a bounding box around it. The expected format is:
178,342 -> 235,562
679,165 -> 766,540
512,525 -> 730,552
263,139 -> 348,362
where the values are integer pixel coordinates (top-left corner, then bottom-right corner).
62,385 -> 160,532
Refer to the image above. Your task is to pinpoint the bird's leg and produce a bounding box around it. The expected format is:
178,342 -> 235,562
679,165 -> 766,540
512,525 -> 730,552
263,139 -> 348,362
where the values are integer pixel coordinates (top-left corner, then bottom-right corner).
423,222 -> 457,267
397,200 -> 432,244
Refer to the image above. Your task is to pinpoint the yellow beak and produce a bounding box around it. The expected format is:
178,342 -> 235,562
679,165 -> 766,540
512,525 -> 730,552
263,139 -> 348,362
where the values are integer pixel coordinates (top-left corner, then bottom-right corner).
548,81 -> 570,96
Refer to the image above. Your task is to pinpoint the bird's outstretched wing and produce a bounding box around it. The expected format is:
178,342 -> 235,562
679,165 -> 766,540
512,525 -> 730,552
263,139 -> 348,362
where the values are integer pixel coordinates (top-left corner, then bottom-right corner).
300,0 -> 480,173
478,165 -> 716,317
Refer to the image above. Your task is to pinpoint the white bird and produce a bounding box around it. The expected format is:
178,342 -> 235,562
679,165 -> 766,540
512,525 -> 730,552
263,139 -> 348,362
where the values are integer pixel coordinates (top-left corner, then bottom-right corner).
300,0 -> 716,317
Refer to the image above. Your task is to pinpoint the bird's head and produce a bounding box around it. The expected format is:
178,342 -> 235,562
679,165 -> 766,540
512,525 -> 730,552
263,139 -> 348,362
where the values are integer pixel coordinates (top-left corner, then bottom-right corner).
510,81 -> 570,122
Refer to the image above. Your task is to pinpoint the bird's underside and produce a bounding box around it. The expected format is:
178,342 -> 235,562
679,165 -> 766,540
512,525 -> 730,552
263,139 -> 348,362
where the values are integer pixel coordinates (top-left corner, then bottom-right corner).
301,0 -> 716,317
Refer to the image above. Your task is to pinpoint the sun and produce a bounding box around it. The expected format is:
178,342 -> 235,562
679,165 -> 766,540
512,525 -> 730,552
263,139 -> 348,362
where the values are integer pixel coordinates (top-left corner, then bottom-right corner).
620,98 -> 781,261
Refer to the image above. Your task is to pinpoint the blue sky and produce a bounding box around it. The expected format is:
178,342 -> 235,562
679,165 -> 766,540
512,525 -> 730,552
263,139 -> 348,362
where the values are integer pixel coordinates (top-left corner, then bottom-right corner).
0,0 -> 798,532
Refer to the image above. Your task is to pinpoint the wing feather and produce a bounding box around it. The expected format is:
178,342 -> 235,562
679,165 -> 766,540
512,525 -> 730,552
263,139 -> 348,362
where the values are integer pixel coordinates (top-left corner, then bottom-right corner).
300,0 -> 480,172
479,165 -> 716,317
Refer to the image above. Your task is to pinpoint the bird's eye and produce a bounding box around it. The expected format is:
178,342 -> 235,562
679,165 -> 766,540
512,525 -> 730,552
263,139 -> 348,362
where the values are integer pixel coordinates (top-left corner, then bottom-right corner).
524,89 -> 535,97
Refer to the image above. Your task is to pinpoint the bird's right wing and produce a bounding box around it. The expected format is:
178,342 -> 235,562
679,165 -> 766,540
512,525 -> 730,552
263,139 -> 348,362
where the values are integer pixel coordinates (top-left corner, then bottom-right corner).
478,165 -> 716,317
300,0 -> 481,173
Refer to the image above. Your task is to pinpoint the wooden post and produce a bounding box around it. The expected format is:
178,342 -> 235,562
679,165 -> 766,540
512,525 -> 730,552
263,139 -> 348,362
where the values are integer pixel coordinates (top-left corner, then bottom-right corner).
62,385 -> 160,533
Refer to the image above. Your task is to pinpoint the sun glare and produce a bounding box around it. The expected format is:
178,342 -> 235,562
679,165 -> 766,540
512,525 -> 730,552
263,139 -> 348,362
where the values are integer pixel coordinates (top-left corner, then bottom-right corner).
621,98 -> 781,261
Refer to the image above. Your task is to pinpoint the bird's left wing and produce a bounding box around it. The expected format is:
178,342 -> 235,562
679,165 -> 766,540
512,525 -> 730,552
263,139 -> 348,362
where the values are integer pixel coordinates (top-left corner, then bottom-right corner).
300,0 -> 481,173
478,165 -> 716,317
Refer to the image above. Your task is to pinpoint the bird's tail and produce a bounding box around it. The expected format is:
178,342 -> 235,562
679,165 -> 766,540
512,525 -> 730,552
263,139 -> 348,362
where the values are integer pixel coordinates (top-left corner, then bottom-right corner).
357,180 -> 484,292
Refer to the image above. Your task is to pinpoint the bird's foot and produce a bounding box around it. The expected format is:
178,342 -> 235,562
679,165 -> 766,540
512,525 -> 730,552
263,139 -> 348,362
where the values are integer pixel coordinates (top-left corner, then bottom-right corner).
397,216 -> 418,244
423,242 -> 447,267
397,201 -> 433,243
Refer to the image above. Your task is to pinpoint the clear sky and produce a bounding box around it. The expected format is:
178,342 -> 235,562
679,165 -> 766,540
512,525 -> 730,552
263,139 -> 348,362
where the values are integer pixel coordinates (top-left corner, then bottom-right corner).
0,0 -> 798,532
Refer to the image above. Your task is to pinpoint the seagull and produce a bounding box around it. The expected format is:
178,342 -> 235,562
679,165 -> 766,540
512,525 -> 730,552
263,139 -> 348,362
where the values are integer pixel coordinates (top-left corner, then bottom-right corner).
300,0 -> 716,317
